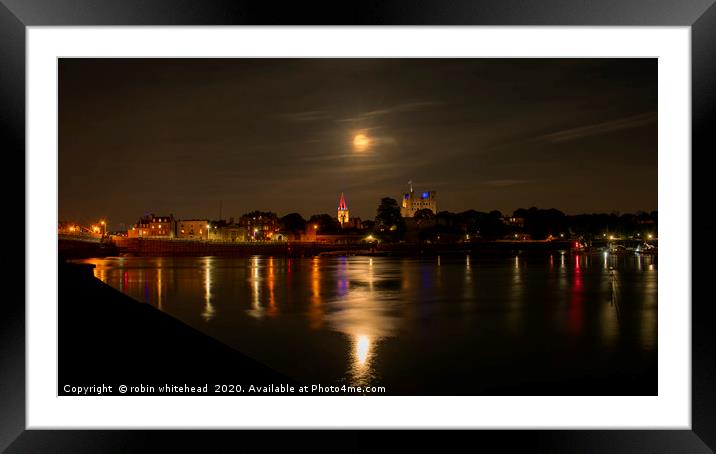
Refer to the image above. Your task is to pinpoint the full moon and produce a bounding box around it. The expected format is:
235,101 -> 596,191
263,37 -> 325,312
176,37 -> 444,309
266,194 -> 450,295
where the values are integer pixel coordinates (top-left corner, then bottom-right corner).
352,133 -> 371,151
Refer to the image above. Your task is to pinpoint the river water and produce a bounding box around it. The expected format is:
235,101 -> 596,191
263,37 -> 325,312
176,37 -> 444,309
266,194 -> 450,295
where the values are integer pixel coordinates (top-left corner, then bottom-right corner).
77,252 -> 657,395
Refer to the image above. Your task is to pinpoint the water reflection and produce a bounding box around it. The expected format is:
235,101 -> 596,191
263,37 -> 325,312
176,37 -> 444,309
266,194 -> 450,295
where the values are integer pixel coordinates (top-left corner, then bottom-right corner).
308,257 -> 323,329
348,334 -> 374,386
202,257 -> 214,321
322,256 -> 402,386
78,254 -> 657,391
568,255 -> 583,336
157,265 -> 163,310
247,256 -> 264,319
267,257 -> 277,317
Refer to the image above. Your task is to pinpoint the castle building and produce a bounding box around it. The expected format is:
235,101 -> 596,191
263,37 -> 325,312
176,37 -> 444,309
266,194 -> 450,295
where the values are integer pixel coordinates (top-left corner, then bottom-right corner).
401,182 -> 437,217
337,192 -> 350,226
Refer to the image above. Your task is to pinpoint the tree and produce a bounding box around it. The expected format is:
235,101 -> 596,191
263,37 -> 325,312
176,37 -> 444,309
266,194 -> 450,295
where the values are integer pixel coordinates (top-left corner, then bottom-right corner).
511,207 -> 566,240
362,219 -> 376,231
308,214 -> 340,233
279,212 -> 306,233
375,197 -> 405,240
413,208 -> 435,227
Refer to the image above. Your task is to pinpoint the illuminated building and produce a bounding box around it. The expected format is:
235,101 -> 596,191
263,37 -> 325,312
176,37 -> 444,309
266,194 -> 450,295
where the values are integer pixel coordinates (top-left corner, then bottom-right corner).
239,211 -> 280,241
400,182 -> 437,217
337,192 -> 350,226
177,219 -> 209,240
128,214 -> 175,238
148,215 -> 175,238
504,216 -> 525,228
207,219 -> 248,242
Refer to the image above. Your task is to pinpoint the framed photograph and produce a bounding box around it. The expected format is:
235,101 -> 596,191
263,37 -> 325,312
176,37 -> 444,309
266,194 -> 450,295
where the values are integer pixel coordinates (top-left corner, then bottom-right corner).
3,0 -> 712,451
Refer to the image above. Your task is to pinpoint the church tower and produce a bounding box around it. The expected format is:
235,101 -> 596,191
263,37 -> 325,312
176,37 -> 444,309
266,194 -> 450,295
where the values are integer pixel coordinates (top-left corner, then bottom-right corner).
337,193 -> 350,226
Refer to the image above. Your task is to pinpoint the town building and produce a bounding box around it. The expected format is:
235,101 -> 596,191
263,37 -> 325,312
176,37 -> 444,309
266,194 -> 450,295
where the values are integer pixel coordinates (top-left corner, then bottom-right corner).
400,182 -> 437,217
130,214 -> 172,238
177,219 -> 209,240
207,220 -> 248,242
148,215 -> 176,238
239,211 -> 280,241
337,193 -> 350,226
503,216 -> 525,228
129,214 -> 175,238
344,217 -> 363,229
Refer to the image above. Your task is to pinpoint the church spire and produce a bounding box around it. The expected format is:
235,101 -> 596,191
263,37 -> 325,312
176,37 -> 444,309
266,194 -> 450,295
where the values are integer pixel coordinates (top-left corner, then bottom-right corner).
337,192 -> 350,225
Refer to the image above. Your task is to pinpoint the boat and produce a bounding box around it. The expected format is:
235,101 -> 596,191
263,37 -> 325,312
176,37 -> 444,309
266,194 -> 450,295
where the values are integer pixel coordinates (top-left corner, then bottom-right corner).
635,242 -> 657,255
606,243 -> 632,255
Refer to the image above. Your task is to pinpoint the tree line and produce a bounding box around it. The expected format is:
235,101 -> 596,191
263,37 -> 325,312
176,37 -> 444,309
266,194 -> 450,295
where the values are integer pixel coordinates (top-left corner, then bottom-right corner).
229,199 -> 657,242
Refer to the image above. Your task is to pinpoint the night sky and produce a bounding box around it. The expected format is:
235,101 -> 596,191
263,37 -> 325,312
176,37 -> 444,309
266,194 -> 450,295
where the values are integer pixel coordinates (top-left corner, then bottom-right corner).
59,58 -> 657,230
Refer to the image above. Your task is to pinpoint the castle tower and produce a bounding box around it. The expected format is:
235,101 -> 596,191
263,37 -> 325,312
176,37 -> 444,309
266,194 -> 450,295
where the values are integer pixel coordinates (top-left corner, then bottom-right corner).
401,181 -> 437,217
337,192 -> 350,226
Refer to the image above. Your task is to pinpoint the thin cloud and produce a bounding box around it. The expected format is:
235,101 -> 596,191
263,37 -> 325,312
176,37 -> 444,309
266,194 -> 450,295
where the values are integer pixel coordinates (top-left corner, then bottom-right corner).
279,110 -> 330,122
538,112 -> 656,144
338,101 -> 438,123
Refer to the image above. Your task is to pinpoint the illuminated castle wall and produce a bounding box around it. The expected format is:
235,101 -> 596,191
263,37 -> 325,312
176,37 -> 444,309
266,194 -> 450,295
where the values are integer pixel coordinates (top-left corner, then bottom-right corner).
401,184 -> 437,217
337,192 -> 350,225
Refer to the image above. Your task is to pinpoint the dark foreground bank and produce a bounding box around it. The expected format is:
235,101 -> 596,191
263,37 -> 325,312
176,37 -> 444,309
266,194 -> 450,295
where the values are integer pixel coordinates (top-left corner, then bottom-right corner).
59,260 -> 300,396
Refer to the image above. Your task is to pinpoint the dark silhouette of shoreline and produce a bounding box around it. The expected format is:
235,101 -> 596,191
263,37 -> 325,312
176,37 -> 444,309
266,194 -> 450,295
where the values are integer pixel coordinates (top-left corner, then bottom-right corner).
58,260 -> 299,396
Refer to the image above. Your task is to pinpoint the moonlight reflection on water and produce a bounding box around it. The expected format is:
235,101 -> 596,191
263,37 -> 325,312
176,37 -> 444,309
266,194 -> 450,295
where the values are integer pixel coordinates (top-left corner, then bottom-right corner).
80,253 -> 657,395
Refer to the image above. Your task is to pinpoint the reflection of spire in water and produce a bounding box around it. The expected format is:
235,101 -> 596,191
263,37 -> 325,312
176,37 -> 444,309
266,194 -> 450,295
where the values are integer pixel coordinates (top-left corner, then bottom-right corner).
337,256 -> 349,297
202,257 -> 215,321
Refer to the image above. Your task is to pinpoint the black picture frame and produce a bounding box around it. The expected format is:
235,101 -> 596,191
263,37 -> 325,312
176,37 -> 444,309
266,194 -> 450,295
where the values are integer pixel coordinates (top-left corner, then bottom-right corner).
2,0 -> 711,451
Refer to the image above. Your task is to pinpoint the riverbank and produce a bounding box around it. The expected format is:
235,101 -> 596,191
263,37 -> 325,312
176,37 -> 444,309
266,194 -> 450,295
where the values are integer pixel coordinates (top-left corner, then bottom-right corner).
59,238 -> 118,260
58,260 -> 298,395
62,237 -> 584,258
